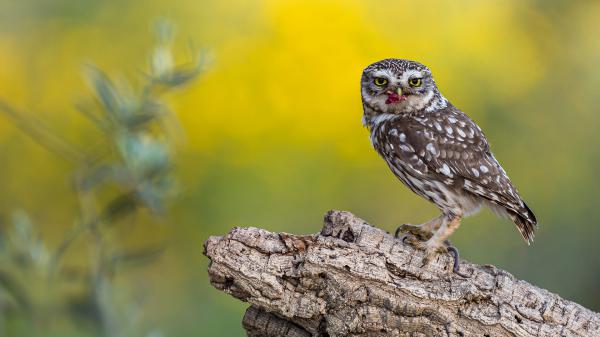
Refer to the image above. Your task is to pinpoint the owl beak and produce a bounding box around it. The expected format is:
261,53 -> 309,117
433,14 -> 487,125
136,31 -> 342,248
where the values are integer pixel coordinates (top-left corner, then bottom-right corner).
385,87 -> 407,104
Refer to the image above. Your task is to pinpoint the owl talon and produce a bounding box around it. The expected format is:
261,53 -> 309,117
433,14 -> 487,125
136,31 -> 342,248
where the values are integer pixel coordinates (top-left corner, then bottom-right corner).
446,245 -> 471,278
394,224 -> 407,238
395,224 -> 414,238
395,224 -> 433,241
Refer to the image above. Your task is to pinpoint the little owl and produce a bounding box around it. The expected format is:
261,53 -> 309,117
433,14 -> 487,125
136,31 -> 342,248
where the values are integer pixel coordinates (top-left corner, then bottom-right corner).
361,59 -> 537,268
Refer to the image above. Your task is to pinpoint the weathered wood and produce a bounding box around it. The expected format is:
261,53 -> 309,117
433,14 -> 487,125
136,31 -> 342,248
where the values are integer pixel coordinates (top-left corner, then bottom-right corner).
204,210 -> 600,337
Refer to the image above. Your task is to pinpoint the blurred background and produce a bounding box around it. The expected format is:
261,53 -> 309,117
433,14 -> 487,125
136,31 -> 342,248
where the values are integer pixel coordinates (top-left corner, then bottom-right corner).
1,0 -> 600,336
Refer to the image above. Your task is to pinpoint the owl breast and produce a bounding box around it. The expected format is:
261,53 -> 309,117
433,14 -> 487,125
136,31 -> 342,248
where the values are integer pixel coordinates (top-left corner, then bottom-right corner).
370,116 -> 483,217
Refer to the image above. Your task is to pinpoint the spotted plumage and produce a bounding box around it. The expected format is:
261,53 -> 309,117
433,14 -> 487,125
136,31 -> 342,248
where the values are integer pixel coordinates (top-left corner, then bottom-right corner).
361,59 -> 537,258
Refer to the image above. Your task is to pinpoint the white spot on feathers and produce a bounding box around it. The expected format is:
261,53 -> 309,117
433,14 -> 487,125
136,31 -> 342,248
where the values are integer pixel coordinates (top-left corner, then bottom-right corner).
440,164 -> 453,177
466,128 -> 475,138
371,113 -> 398,127
426,143 -> 437,155
399,144 -> 413,152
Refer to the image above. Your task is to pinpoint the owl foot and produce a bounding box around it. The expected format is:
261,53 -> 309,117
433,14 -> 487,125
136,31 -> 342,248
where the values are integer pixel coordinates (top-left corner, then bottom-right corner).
402,236 -> 470,278
401,235 -> 446,263
394,224 -> 433,241
397,224 -> 440,265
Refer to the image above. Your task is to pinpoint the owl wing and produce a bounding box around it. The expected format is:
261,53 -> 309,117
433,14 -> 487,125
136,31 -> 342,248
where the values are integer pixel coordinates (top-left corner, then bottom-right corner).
382,107 -> 537,243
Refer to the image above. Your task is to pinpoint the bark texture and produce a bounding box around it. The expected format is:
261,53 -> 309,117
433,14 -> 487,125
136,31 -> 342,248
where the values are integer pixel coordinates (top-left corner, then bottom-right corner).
204,210 -> 600,337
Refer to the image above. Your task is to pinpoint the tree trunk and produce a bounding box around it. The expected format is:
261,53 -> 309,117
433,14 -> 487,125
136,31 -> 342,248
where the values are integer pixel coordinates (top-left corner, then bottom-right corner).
203,210 -> 600,337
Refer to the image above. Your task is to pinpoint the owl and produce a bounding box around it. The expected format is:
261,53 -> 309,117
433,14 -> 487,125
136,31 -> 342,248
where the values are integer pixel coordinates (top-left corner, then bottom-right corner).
361,59 -> 537,264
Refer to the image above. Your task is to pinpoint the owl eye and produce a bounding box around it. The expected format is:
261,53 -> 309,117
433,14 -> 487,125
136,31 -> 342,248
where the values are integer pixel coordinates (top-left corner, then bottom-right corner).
373,77 -> 388,86
409,78 -> 422,87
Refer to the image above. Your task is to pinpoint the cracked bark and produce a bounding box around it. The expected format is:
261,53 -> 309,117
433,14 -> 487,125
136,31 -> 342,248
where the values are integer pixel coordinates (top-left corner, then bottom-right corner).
204,210 -> 600,337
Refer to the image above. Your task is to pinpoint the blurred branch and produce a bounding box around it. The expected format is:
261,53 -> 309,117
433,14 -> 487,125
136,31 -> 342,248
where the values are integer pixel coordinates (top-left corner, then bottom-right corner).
0,271 -> 31,314
204,210 -> 600,337
0,101 -> 85,163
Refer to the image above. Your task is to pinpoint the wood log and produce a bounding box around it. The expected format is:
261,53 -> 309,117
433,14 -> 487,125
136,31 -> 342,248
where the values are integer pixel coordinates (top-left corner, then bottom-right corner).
204,210 -> 600,337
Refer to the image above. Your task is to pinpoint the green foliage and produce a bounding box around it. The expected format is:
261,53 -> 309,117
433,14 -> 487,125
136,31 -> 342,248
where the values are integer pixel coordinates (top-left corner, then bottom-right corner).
0,211 -> 47,315
0,20 -> 202,337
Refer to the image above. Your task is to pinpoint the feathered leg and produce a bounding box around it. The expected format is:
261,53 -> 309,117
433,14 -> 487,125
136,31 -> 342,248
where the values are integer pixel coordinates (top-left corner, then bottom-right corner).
394,215 -> 444,239
423,214 -> 462,255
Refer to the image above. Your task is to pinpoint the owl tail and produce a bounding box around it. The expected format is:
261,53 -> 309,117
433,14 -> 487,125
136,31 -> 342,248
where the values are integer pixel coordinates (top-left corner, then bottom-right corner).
509,202 -> 537,245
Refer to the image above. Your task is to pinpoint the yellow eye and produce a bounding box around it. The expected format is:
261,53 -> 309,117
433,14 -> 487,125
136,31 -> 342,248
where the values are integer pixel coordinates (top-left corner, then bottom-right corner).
409,78 -> 422,87
373,77 -> 388,86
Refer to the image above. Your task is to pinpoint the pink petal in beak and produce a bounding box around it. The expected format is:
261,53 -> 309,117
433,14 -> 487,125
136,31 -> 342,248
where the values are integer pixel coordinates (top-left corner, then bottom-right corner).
385,88 -> 406,104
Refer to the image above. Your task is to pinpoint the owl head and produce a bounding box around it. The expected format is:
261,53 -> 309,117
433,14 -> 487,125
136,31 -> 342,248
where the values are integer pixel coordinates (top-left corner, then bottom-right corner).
361,59 -> 445,124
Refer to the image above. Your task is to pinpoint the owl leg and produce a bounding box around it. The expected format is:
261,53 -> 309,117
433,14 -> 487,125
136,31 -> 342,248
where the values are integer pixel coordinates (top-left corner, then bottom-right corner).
408,214 -> 462,265
427,214 -> 462,250
394,215 -> 443,239
418,215 -> 444,232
